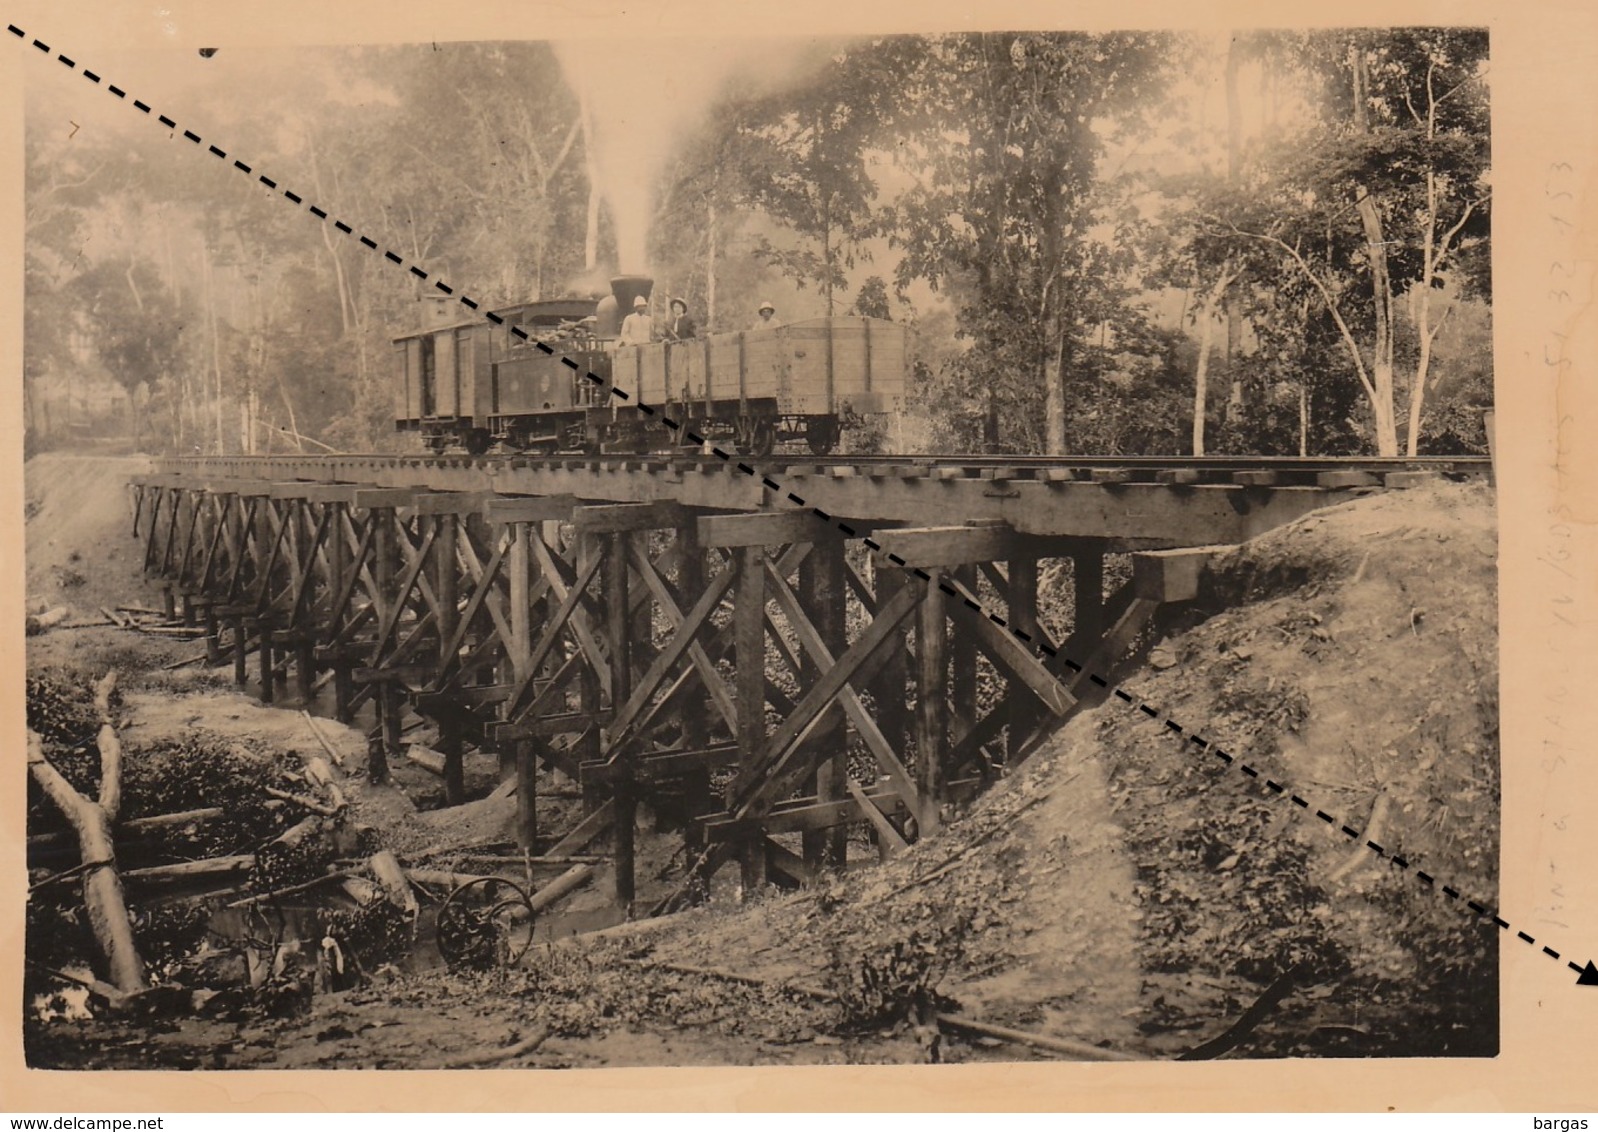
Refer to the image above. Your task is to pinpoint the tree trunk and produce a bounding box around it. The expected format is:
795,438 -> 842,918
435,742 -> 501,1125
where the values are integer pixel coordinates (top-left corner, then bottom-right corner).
1407,318 -> 1436,458
1351,43 -> 1399,457
27,730 -> 148,994
1192,267 -> 1237,457
1224,33 -> 1245,418
1046,314 -> 1068,456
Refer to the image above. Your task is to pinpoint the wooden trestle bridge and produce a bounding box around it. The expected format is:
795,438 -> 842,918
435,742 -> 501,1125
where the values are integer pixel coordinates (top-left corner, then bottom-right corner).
129,453 -> 1486,910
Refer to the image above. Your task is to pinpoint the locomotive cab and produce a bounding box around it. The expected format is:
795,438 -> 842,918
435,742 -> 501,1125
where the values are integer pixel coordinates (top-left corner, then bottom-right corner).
394,296 -> 609,454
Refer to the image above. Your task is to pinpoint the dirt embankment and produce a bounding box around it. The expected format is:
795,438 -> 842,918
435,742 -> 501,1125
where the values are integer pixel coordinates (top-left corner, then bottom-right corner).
631,478 -> 1499,1060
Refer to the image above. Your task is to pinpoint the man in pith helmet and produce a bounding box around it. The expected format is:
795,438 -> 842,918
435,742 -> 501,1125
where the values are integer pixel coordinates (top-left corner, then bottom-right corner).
749,300 -> 781,331
619,293 -> 654,346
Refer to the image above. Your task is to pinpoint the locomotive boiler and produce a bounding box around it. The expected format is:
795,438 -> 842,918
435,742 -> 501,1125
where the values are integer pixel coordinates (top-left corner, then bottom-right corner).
394,275 -> 906,457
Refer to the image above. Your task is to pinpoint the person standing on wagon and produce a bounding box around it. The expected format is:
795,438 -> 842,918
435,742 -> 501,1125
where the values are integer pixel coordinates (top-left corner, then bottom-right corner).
619,294 -> 655,346
749,300 -> 781,331
664,297 -> 697,341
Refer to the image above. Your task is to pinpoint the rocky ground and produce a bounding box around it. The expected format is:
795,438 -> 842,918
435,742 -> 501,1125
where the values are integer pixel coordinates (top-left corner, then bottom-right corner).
21,454 -> 1499,1068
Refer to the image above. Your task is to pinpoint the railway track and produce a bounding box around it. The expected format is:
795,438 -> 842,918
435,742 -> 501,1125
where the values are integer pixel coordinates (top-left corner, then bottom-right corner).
153,451 -> 1490,490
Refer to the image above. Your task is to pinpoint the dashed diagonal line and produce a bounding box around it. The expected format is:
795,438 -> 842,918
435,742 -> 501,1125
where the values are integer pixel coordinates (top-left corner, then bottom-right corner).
14,23 -> 1566,981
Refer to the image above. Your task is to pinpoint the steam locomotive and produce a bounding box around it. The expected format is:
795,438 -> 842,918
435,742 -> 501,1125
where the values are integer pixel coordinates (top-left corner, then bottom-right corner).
394,274 -> 907,457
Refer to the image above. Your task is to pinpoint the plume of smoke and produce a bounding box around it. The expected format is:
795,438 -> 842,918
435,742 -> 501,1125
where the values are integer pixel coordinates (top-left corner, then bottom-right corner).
554,37 -> 833,274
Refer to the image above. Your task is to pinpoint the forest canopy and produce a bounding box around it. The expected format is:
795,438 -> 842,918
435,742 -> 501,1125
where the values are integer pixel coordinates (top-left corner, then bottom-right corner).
23,29 -> 1491,458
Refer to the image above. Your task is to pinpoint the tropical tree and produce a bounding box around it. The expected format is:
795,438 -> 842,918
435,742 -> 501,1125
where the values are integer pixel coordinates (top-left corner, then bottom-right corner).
1197,29 -> 1490,456
879,31 -> 1174,453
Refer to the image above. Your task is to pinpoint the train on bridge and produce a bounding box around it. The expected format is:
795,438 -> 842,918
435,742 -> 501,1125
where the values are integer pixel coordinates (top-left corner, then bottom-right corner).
394,274 -> 908,458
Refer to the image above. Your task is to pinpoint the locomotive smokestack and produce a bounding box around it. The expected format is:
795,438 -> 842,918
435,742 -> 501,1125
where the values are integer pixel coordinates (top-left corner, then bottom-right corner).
596,274 -> 653,337
611,274 -> 654,311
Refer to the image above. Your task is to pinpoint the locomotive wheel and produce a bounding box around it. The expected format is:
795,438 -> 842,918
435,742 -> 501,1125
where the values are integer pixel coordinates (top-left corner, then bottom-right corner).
435,876 -> 536,969
734,417 -> 776,458
462,428 -> 493,456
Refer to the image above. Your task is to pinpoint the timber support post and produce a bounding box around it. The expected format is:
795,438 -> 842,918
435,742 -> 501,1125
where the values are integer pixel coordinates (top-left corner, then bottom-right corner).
800,528 -> 848,871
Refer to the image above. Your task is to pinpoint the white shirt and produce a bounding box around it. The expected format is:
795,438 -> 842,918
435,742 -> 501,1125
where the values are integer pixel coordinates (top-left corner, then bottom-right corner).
619,311 -> 654,346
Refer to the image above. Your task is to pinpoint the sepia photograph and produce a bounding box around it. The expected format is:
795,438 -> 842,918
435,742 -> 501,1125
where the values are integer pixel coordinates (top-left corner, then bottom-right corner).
16,21 -> 1505,1078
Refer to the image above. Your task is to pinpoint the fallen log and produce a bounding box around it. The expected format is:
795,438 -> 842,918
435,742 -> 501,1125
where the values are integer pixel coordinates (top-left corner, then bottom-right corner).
29,806 -> 228,853
405,744 -> 447,776
25,606 -> 70,635
368,850 -> 419,917
403,864 -> 594,910
161,650 -> 210,672
441,1024 -> 551,1069
303,756 -> 347,811
252,816 -> 329,889
122,855 -> 255,883
98,607 -> 130,629
575,913 -> 687,942
263,785 -> 341,817
26,728 -> 148,994
340,877 -> 381,905
529,864 -> 594,911
300,711 -> 346,769
224,871 -> 351,909
405,867 -> 497,891
446,854 -> 604,867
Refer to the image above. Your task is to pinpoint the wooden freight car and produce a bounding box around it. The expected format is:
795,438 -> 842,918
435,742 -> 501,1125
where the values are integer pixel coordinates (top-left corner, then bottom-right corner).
613,316 -> 906,456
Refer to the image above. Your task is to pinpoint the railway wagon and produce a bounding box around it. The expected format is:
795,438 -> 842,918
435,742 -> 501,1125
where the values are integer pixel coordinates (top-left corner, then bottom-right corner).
394,276 -> 907,456
613,316 -> 908,456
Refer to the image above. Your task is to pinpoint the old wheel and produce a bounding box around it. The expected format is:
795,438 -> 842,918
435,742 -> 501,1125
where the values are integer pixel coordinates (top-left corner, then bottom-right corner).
462,428 -> 493,456
435,876 -> 536,969
806,419 -> 840,456
734,417 -> 776,458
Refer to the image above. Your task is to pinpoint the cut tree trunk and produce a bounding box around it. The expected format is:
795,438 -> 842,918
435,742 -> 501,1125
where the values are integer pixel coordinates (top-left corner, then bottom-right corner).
25,606 -> 70,635
368,850 -> 419,917
122,855 -> 255,883
29,806 -> 227,852
26,729 -> 148,994
405,745 -> 448,776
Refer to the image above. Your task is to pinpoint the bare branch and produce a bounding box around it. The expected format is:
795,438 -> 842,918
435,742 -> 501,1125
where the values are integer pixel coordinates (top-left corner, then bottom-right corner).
1423,294 -> 1457,360
1216,220 -> 1379,404
1433,196 -> 1488,274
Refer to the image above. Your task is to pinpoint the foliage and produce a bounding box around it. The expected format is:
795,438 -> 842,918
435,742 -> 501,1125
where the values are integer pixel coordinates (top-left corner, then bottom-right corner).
23,29 -> 1490,457
879,33 -> 1177,453
1181,29 -> 1491,455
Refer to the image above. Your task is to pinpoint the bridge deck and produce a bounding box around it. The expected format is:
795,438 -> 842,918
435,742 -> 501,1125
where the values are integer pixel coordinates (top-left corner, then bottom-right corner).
150,454 -> 1485,549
